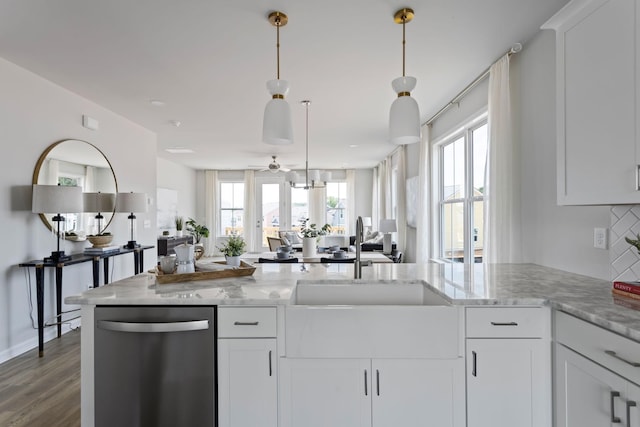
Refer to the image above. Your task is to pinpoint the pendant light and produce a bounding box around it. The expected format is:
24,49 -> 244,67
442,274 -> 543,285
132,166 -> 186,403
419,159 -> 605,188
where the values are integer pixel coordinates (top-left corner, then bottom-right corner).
286,100 -> 331,189
389,8 -> 421,145
263,11 -> 293,145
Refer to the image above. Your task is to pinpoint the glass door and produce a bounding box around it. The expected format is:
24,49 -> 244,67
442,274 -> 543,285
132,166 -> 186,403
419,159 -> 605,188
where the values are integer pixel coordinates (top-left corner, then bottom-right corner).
255,178 -> 286,251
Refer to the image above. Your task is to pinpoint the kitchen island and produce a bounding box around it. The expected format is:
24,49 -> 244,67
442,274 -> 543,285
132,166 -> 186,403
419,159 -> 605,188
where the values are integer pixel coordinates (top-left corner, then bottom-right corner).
67,262 -> 640,427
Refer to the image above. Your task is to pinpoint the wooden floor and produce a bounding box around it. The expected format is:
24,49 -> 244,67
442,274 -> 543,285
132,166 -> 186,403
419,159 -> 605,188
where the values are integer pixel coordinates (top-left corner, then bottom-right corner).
0,329 -> 81,427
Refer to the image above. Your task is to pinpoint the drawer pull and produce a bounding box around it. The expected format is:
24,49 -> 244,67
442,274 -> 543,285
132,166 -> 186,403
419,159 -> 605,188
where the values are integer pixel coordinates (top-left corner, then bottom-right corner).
605,350 -> 640,367
364,370 -> 368,396
611,391 -> 622,423
636,165 -> 640,191
268,350 -> 273,377
472,351 -> 477,377
376,369 -> 380,396
234,321 -> 259,326
490,321 -> 518,326
627,401 -> 636,427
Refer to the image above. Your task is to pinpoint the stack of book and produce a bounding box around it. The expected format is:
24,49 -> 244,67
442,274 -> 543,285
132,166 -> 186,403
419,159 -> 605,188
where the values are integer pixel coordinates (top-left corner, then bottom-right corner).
84,245 -> 120,255
612,281 -> 640,310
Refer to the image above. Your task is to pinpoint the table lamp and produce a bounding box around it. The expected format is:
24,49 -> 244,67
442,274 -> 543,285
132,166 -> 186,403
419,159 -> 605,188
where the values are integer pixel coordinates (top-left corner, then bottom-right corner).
362,217 -> 372,236
83,192 -> 116,235
116,192 -> 147,249
379,219 -> 397,254
32,184 -> 83,262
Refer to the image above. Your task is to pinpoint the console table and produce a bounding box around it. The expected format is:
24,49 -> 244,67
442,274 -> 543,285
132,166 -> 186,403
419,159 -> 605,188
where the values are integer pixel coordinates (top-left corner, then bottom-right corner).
19,245 -> 154,357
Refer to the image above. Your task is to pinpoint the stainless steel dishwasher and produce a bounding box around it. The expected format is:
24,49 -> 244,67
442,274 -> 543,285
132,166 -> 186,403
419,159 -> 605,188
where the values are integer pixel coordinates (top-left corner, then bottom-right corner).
94,306 -> 216,427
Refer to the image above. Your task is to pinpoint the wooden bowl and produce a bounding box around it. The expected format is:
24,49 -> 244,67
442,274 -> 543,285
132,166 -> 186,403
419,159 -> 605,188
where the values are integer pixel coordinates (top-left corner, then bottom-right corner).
87,234 -> 113,248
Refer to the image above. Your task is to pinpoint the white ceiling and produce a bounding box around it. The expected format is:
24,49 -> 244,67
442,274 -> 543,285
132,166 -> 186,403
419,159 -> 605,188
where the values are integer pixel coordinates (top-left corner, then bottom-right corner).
0,0 -> 569,171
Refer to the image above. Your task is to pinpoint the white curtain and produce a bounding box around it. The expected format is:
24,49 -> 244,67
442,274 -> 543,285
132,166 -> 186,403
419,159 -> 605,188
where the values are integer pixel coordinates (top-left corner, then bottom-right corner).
371,166 -> 380,232
84,166 -> 96,192
484,54 -> 521,263
46,158 -> 59,185
395,147 -> 407,252
204,170 -> 219,256
243,170 -> 256,251
345,169 -> 355,237
416,125 -> 431,263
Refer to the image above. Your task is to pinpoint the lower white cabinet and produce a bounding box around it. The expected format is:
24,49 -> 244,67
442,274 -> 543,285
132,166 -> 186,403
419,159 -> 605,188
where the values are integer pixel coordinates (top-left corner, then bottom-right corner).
218,338 -> 277,427
466,338 -> 549,427
280,357 -> 465,427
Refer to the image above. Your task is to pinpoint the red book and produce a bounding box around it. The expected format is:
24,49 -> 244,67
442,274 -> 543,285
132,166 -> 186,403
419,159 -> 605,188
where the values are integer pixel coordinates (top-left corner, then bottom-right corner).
613,281 -> 640,296
612,288 -> 640,301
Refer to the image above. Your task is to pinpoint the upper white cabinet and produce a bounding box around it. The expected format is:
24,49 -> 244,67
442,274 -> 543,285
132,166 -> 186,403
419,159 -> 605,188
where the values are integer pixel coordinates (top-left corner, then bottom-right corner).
543,0 -> 640,205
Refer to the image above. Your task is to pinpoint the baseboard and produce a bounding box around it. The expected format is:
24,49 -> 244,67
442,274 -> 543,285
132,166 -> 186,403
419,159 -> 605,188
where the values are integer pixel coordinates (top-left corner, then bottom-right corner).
0,316 -> 83,365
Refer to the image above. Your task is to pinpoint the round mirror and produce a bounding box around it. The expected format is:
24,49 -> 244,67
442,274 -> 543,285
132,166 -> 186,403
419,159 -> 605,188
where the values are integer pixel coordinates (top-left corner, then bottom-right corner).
33,139 -> 118,240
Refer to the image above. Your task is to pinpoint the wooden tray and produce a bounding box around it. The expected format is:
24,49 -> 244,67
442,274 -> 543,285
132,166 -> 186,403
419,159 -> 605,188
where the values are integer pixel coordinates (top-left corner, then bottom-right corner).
155,261 -> 256,284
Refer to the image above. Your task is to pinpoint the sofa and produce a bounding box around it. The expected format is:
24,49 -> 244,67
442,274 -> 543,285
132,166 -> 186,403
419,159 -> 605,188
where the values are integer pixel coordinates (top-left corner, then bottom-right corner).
278,230 -> 303,251
349,231 -> 396,252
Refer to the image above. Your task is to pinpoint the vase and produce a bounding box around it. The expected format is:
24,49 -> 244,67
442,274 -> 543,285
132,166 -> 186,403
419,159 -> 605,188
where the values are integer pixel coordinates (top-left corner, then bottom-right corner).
302,237 -> 316,258
226,255 -> 241,267
176,230 -> 183,237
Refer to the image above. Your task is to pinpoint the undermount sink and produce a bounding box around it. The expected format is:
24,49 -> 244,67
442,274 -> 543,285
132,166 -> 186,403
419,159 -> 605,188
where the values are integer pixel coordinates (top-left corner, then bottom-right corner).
293,279 -> 450,306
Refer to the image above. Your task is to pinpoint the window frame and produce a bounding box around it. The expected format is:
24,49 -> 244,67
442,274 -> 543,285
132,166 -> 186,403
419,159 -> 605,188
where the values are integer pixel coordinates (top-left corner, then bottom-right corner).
219,181 -> 245,236
325,181 -> 347,234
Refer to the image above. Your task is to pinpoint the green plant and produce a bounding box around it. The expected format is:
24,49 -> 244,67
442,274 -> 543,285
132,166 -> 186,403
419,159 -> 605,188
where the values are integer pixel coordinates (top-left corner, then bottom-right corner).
626,233 -> 640,254
217,235 -> 246,257
175,216 -> 184,231
185,217 -> 210,243
300,218 -> 331,239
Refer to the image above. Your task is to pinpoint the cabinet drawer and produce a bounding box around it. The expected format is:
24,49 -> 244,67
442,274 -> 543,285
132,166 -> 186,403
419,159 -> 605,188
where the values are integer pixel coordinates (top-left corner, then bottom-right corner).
218,307 -> 277,338
555,310 -> 640,385
466,307 -> 547,338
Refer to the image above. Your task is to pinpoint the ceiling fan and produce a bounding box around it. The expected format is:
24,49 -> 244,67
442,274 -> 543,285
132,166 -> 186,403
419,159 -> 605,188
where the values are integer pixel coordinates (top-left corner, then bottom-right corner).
249,156 -> 291,173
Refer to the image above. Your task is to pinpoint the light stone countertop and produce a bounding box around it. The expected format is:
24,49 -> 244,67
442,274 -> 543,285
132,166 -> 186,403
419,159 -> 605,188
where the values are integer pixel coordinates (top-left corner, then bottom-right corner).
65,262 -> 640,342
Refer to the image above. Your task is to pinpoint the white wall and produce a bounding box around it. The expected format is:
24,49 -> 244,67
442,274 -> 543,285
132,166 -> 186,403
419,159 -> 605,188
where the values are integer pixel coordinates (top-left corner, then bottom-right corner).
513,30 -> 610,280
157,157 -> 198,231
1,57 -> 158,362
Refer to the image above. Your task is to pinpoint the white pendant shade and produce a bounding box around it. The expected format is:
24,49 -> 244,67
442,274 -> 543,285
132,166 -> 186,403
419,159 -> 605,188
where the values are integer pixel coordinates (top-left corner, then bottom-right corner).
32,185 -> 83,214
285,171 -> 298,182
389,76 -> 421,145
263,79 -> 293,145
116,192 -> 148,213
319,171 -> 332,182
308,169 -> 321,182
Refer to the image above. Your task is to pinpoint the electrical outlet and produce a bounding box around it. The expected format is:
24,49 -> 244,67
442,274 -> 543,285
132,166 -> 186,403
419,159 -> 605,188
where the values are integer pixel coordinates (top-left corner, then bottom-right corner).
594,228 -> 608,249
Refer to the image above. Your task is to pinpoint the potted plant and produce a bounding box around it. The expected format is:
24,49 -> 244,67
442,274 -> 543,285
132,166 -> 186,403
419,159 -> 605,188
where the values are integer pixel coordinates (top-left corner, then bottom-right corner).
217,234 -> 246,267
300,219 -> 331,257
175,216 -> 184,237
186,218 -> 210,259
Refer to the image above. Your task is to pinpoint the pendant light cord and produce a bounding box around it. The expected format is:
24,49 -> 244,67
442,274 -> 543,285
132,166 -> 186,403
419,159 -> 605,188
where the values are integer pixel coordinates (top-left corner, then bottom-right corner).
275,17 -> 281,79
402,15 -> 406,77
305,101 -> 310,187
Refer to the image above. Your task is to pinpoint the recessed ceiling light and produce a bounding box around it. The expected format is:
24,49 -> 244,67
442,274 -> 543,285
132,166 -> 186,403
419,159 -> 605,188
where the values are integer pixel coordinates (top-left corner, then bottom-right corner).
169,120 -> 181,127
149,99 -> 166,107
349,144 -> 359,148
165,147 -> 194,154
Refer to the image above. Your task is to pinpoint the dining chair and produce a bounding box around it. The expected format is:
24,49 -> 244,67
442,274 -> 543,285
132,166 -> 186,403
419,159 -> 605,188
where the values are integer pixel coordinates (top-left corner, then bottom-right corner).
258,257 -> 299,263
267,236 -> 283,251
320,257 -> 355,264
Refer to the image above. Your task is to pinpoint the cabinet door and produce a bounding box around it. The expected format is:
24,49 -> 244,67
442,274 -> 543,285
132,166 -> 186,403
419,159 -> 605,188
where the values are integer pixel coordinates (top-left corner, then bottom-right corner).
627,382 -> 640,427
218,339 -> 277,427
372,358 -> 464,427
549,0 -> 638,204
280,358 -> 371,427
466,339 -> 549,427
555,344 -> 627,427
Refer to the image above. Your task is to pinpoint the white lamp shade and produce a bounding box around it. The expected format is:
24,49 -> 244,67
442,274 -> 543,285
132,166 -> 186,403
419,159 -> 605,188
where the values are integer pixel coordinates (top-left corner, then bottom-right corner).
116,192 -> 147,213
263,79 -> 293,145
390,76 -> 421,145
379,219 -> 397,233
285,171 -> 298,183
83,192 -> 116,213
319,171 -> 331,182
362,217 -> 372,227
309,170 -> 321,182
32,185 -> 83,213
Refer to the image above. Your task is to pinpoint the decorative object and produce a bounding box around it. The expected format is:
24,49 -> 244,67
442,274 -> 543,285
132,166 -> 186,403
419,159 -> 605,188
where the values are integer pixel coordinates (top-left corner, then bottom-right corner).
302,237 -> 316,258
83,192 -> 116,235
217,235 -> 246,266
301,218 -> 331,257
380,219 -> 398,254
159,255 -> 176,274
32,184 -> 83,262
174,243 -> 195,274
155,261 -> 256,284
87,233 -> 114,248
175,216 -> 184,237
263,11 -> 293,145
625,233 -> 640,254
186,217 -> 210,260
33,139 -> 117,240
362,217 -> 372,235
389,8 -> 421,145
285,100 -> 331,189
116,192 -> 147,249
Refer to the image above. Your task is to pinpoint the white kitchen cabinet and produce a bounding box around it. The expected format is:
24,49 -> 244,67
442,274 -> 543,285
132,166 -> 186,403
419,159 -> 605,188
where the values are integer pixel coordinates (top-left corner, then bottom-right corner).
280,357 -> 464,427
465,307 -> 551,427
542,0 -> 640,205
555,310 -> 640,427
218,307 -> 278,427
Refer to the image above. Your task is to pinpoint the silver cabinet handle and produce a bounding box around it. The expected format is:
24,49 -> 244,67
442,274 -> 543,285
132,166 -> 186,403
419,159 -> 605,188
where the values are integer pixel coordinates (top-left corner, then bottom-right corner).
376,369 -> 380,396
636,165 -> 640,191
627,401 -> 637,427
234,321 -> 259,326
268,350 -> 273,377
472,351 -> 477,377
605,350 -> 640,367
611,391 -> 622,423
97,319 -> 209,333
490,321 -> 518,326
364,370 -> 368,396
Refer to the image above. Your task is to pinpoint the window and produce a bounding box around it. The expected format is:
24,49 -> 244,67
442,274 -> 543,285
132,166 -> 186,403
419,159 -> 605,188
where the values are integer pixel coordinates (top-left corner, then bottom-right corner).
220,182 -> 244,236
326,182 -> 347,234
435,116 -> 487,263
291,187 -> 309,232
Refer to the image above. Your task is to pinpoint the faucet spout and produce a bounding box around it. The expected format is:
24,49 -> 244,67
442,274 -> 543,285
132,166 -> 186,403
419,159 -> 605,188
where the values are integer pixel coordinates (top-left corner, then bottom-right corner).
354,216 -> 363,279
